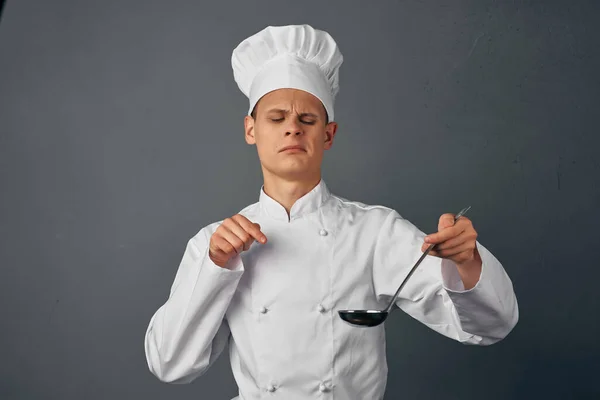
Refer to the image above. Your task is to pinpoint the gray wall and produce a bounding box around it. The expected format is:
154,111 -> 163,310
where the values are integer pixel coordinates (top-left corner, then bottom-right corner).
1,0 -> 598,399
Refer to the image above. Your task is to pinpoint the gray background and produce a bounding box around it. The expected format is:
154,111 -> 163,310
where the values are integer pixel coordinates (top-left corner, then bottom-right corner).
1,0 -> 598,399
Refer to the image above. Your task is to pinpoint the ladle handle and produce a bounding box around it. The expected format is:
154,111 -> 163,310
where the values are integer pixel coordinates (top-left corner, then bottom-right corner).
384,206 -> 472,314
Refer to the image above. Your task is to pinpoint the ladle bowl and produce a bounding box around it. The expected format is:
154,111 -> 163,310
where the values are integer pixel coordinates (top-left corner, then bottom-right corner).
338,310 -> 388,327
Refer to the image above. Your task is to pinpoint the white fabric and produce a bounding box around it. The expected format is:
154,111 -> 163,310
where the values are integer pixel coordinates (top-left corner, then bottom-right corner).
231,25 -> 343,121
144,180 -> 519,400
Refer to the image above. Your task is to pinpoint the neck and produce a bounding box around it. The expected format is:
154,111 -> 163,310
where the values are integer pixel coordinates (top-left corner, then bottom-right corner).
262,171 -> 322,216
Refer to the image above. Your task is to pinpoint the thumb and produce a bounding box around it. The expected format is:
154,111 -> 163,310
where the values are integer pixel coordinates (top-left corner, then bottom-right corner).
438,214 -> 455,231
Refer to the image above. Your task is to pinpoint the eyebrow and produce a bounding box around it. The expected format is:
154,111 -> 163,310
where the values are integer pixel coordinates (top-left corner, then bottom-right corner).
265,108 -> 319,118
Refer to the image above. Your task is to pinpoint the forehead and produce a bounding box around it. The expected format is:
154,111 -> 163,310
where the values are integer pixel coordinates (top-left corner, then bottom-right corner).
258,88 -> 324,113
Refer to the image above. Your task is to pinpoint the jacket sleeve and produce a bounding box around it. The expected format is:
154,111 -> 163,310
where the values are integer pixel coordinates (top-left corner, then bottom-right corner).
144,226 -> 245,383
372,209 -> 519,345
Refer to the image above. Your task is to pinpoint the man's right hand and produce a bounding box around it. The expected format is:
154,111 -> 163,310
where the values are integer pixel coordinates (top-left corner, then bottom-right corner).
209,214 -> 267,268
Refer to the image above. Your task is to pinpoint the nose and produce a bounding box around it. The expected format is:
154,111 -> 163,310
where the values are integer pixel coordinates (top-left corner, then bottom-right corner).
284,119 -> 302,136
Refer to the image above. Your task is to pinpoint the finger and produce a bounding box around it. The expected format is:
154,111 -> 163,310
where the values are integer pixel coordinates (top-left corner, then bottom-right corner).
421,240 -> 436,252
435,248 -> 477,265
223,218 -> 253,248
233,215 -> 267,243
454,216 -> 472,229
438,213 -> 456,231
430,241 -> 475,259
210,235 -> 235,259
424,224 -> 464,244
218,226 -> 245,254
432,229 -> 476,251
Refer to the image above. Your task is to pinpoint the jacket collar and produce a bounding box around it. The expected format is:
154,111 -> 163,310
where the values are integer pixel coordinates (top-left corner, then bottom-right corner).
259,179 -> 331,222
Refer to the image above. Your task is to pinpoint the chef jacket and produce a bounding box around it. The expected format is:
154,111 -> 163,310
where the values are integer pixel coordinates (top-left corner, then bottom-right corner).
144,179 -> 519,400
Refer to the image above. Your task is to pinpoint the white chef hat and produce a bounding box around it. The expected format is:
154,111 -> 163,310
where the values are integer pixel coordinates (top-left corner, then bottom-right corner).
231,24 -> 343,121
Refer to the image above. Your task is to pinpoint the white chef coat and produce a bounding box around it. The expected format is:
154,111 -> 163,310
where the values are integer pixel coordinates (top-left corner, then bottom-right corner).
144,179 -> 519,400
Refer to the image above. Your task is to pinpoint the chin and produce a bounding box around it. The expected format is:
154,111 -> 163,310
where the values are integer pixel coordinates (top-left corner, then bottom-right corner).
266,165 -> 315,180
278,169 -> 312,180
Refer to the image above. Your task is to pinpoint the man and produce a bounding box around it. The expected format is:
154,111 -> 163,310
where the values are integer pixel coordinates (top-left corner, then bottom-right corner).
144,25 -> 518,400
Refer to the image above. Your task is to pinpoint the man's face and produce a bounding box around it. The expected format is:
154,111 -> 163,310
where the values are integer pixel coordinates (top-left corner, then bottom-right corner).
244,88 -> 338,181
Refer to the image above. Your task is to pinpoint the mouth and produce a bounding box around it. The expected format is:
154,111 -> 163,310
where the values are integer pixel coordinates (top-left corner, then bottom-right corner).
279,146 -> 306,153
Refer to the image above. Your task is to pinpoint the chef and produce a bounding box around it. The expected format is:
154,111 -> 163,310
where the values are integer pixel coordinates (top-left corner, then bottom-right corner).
144,24 -> 519,400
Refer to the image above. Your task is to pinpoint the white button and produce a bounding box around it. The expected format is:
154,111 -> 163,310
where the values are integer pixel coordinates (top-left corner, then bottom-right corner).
319,229 -> 328,236
319,383 -> 329,392
260,306 -> 268,314
317,304 -> 325,313
267,384 -> 276,392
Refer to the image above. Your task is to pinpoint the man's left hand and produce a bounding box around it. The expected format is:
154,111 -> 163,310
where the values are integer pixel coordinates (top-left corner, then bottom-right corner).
420,213 -> 480,268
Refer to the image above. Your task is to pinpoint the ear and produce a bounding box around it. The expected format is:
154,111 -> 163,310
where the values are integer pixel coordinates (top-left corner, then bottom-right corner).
323,122 -> 338,150
244,115 -> 256,145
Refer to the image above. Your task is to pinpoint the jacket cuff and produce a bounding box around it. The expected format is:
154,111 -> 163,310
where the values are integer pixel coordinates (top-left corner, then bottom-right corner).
440,241 -> 518,342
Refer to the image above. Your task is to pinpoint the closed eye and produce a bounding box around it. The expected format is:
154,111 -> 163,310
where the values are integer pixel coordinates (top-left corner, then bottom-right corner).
269,117 -> 316,124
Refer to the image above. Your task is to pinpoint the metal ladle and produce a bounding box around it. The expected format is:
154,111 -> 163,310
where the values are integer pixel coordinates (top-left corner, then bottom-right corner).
338,206 -> 472,327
